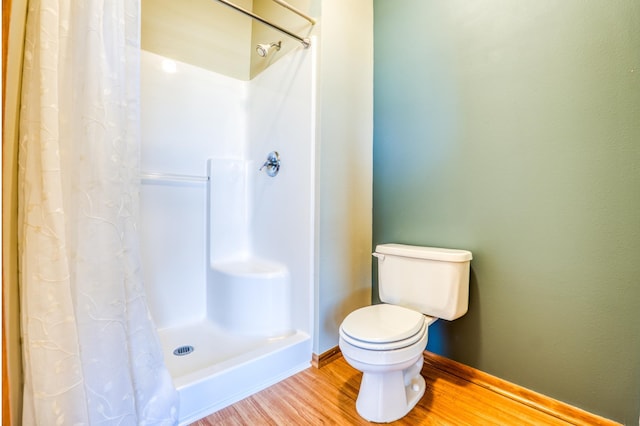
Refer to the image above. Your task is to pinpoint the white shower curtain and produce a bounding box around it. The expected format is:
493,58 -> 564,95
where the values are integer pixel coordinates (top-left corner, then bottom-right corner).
18,0 -> 179,424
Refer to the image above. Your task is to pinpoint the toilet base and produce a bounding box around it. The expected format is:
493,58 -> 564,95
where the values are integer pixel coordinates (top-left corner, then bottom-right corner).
355,357 -> 426,423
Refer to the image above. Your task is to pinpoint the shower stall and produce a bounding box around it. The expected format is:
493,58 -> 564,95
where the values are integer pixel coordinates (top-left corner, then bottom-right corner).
139,35 -> 316,423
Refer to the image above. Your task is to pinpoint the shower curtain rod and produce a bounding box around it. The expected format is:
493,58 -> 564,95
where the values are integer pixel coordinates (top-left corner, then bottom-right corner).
271,0 -> 316,24
213,0 -> 312,48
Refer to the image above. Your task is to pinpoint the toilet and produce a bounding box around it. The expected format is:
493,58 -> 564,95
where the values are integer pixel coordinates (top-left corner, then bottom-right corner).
339,243 -> 472,423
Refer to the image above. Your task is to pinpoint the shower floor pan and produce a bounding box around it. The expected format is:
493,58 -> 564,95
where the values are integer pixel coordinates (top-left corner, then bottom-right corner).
158,319 -> 311,425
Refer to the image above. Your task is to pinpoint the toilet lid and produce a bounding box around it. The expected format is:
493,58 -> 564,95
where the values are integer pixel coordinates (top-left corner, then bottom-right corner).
341,304 -> 425,344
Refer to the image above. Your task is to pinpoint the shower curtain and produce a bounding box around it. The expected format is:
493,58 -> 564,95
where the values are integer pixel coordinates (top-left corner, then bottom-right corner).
18,1 -> 178,424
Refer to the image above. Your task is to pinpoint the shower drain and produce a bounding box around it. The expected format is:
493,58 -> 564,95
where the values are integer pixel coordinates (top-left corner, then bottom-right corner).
173,345 -> 194,356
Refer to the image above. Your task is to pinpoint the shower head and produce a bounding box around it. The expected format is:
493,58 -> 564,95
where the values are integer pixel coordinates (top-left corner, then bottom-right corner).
256,41 -> 281,57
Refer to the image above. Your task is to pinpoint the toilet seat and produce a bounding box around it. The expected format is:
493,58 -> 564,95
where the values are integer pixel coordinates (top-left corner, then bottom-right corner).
340,304 -> 428,351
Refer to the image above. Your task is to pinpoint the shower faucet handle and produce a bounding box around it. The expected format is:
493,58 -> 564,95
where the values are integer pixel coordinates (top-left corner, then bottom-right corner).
259,151 -> 281,177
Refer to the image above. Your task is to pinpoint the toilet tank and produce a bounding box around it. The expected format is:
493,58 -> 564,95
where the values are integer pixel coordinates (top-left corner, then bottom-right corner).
375,244 -> 472,320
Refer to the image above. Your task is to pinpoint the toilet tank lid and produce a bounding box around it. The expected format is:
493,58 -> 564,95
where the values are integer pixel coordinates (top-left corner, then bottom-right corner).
375,244 -> 472,262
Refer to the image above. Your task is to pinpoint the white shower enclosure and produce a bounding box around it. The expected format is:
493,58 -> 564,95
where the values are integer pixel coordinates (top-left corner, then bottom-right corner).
139,44 -> 315,424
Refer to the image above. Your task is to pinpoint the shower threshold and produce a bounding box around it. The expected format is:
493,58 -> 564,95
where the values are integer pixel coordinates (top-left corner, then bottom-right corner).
157,319 -> 311,425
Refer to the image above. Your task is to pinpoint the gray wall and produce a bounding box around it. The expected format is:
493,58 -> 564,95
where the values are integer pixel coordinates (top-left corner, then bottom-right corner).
373,1 -> 640,423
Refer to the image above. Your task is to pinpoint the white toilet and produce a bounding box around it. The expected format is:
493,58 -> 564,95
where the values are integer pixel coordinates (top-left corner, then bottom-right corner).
339,243 -> 472,423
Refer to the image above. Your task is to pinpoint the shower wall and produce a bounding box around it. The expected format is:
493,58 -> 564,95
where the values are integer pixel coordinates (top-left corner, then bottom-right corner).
139,47 -> 314,335
248,45 -> 316,336
140,50 -> 244,328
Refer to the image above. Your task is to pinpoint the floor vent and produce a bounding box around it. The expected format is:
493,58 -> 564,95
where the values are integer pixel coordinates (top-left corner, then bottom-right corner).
173,345 -> 194,356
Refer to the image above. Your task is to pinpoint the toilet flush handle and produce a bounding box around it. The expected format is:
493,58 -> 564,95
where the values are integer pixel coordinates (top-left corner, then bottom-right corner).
372,252 -> 385,261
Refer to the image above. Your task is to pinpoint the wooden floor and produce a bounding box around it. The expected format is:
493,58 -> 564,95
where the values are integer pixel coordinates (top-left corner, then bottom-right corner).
192,354 -> 579,426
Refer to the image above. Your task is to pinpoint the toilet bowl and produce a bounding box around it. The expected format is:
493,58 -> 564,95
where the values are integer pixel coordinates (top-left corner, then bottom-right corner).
338,244 -> 472,423
339,304 -> 436,423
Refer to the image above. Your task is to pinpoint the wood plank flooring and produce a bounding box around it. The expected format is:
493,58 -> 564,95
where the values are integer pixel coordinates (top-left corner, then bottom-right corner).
192,354 -> 583,425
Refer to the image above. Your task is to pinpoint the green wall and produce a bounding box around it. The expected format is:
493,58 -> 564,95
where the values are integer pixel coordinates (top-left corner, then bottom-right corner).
373,1 -> 640,423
